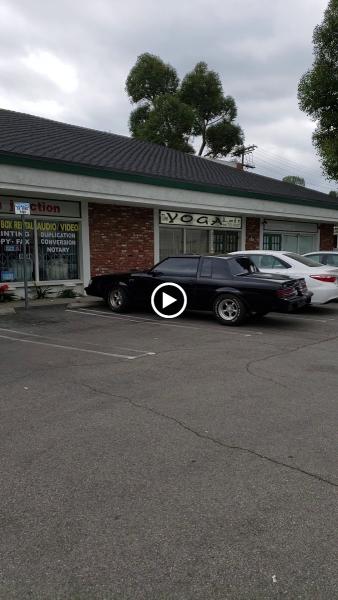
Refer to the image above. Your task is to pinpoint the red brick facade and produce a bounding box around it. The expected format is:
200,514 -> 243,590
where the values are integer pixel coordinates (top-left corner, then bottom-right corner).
89,204 -> 154,276
245,217 -> 261,250
319,223 -> 335,251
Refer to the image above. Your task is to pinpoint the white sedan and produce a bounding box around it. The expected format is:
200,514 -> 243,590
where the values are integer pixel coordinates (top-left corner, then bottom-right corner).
230,251 -> 338,304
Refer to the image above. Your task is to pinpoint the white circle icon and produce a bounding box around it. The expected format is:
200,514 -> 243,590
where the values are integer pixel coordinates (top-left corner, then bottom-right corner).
151,283 -> 187,319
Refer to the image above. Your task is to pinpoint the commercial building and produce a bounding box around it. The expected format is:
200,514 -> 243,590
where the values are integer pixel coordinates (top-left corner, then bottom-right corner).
0,109 -> 337,295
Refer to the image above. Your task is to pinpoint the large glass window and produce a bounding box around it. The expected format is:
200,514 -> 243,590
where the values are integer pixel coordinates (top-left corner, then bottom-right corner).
213,230 -> 239,253
159,227 -> 240,259
0,217 -> 80,283
38,221 -> 80,281
0,218 -> 34,282
159,228 -> 184,260
185,229 -> 209,254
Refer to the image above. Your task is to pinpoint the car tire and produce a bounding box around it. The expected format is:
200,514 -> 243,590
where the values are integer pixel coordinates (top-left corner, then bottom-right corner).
106,285 -> 130,312
213,294 -> 247,326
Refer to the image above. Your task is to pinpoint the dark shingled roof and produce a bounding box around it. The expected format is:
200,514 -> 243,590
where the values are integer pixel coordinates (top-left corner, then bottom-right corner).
0,108 -> 337,209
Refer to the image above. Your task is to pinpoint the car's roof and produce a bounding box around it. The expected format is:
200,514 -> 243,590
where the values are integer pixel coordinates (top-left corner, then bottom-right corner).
305,251 -> 338,255
163,254 -> 233,259
232,250 -> 289,255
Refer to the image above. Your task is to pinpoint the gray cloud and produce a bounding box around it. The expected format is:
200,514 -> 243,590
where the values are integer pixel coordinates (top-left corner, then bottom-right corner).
0,0 -> 334,192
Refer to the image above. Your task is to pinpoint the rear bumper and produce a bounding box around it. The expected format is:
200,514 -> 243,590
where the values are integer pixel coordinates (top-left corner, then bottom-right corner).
273,293 -> 312,312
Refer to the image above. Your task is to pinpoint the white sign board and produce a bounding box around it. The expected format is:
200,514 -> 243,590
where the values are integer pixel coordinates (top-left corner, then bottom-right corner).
14,202 -> 31,215
160,211 -> 242,229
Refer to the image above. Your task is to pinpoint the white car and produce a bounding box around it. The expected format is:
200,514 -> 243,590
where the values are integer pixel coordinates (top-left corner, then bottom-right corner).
230,251 -> 338,304
303,251 -> 338,268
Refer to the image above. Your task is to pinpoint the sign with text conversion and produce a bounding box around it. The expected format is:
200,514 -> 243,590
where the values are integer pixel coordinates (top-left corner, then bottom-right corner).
160,211 -> 242,229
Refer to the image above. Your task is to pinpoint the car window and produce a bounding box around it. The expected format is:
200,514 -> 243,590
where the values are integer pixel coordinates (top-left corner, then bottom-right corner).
285,253 -> 322,267
200,257 -> 213,278
307,254 -> 321,263
212,258 -> 231,279
326,254 -> 338,267
228,257 -> 258,276
250,255 -> 290,269
153,257 -> 199,276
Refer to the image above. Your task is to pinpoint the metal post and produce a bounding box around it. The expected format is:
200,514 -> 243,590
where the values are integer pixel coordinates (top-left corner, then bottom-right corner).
22,214 -> 29,310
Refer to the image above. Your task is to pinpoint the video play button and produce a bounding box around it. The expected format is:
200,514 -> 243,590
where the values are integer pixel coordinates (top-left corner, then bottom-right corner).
151,283 -> 187,319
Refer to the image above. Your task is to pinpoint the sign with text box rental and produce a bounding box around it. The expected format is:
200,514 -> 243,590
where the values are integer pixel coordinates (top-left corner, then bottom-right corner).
160,210 -> 242,229
14,202 -> 30,215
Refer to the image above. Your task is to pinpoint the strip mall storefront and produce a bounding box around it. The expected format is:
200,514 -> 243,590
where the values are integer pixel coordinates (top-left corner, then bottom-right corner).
0,194 -> 336,295
0,196 -> 82,289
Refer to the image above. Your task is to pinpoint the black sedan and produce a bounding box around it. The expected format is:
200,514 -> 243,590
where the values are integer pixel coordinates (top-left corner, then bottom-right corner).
85,255 -> 312,326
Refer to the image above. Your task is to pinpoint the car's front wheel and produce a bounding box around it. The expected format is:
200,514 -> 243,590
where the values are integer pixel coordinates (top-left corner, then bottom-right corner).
106,285 -> 130,312
213,294 -> 247,326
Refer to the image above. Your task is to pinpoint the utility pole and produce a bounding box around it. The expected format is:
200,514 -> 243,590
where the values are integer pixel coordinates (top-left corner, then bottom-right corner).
232,144 -> 257,169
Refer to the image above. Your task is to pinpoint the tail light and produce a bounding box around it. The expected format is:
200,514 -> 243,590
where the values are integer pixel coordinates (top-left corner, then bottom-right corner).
310,274 -> 337,283
276,285 -> 297,299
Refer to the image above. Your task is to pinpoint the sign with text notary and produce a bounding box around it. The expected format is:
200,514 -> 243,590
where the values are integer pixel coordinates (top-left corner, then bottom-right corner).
160,210 -> 242,229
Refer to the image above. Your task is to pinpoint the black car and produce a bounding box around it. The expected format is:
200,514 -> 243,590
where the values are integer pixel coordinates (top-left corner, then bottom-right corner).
85,255 -> 312,326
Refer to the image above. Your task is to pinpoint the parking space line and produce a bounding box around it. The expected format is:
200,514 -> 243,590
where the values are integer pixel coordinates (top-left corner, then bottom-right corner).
66,308 -> 264,335
0,327 -> 156,355
0,334 -> 153,360
274,314 -> 335,324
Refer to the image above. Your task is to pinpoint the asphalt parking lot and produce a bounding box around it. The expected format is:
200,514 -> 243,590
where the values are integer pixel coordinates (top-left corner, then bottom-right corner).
1,303 -> 338,599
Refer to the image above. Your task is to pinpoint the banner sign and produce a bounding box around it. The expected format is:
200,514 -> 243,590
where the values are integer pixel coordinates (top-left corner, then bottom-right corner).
0,196 -> 81,218
160,210 -> 242,229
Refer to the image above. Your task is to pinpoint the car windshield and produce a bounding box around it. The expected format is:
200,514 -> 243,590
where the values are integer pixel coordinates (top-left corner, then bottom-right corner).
284,253 -> 323,267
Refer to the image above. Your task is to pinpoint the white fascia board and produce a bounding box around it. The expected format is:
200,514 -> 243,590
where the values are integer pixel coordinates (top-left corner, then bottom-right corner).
1,163 -> 338,223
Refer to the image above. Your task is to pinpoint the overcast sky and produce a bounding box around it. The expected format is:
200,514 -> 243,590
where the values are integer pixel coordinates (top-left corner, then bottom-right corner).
0,0 -> 334,192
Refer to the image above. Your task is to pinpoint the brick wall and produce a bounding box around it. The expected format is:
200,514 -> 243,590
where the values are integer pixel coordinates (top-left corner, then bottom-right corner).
319,223 -> 335,251
89,204 -> 154,276
245,217 -> 261,250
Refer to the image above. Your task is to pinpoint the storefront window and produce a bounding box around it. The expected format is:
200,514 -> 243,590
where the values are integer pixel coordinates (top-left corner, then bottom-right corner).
213,230 -> 240,253
0,218 -> 34,282
0,217 -> 80,283
160,228 -> 184,260
264,232 -> 315,254
185,229 -> 209,254
38,221 -> 80,281
159,226 -> 241,259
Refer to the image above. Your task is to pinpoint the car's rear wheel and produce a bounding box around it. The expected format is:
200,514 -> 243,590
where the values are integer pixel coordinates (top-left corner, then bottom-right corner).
213,294 -> 247,326
106,285 -> 129,312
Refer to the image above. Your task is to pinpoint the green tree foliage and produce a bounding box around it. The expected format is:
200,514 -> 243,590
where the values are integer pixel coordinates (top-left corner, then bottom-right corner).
329,190 -> 338,197
126,53 -> 179,103
282,175 -> 306,186
180,62 -> 243,156
126,54 -> 244,158
298,0 -> 338,181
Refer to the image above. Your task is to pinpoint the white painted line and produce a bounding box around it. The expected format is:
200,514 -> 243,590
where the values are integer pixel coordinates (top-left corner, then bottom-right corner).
67,309 -> 263,335
0,334 -> 148,360
0,327 -> 42,337
275,314 -> 331,324
0,327 -> 155,355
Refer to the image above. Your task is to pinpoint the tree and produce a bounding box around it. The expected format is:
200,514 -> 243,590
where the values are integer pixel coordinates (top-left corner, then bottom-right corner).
126,54 -> 244,158
180,62 -> 243,156
282,175 -> 306,186
298,0 -> 338,181
329,190 -> 338,197
126,53 -> 179,103
129,95 -> 195,153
